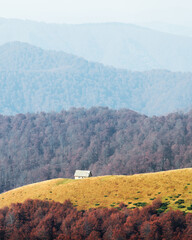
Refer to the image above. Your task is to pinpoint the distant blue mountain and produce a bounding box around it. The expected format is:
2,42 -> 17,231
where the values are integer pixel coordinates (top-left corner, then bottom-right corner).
1,19 -> 192,71
138,22 -> 192,38
0,42 -> 192,116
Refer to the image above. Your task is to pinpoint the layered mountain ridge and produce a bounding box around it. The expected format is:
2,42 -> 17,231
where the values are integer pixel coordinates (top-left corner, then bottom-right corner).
1,18 -> 192,71
1,41 -> 192,116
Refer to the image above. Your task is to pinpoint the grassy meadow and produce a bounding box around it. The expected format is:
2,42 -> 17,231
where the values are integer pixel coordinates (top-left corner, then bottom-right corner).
0,168 -> 192,212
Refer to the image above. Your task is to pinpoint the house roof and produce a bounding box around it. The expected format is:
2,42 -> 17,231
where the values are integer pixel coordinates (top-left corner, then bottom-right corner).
74,170 -> 92,177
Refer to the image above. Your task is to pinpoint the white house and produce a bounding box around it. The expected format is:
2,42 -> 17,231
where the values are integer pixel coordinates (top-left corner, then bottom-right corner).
74,170 -> 92,179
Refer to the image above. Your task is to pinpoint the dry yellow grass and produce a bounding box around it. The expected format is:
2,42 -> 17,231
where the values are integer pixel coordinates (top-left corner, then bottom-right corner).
0,168 -> 192,212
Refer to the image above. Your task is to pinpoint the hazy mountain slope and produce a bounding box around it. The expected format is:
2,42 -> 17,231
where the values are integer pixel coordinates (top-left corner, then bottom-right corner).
139,22 -> 192,38
0,41 -> 80,71
1,42 -> 192,116
0,107 -> 192,193
1,18 -> 192,71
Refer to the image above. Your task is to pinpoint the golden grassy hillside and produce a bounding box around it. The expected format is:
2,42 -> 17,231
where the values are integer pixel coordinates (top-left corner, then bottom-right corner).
0,168 -> 192,212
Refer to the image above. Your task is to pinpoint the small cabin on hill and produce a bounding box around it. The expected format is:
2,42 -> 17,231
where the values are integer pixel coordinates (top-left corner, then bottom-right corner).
74,170 -> 92,179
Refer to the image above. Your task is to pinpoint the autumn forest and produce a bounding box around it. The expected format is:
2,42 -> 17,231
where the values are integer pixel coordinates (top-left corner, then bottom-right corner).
0,107 -> 192,193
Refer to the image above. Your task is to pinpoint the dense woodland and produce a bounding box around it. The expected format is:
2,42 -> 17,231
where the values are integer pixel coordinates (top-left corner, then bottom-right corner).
0,199 -> 191,239
1,42 -> 192,116
0,107 -> 192,193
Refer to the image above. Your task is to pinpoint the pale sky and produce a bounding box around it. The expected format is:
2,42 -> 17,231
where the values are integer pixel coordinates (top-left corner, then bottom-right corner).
1,0 -> 192,26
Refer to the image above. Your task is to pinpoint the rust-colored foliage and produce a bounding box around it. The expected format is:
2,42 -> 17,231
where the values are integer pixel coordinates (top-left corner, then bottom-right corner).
0,199 -> 191,239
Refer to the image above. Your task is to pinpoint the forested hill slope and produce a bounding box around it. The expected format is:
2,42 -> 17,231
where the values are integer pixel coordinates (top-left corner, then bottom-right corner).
1,42 -> 192,116
0,41 -> 80,71
0,107 -> 192,193
1,19 -> 192,71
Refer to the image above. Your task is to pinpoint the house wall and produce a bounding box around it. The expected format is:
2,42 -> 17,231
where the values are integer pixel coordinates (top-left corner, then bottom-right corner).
75,176 -> 89,179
